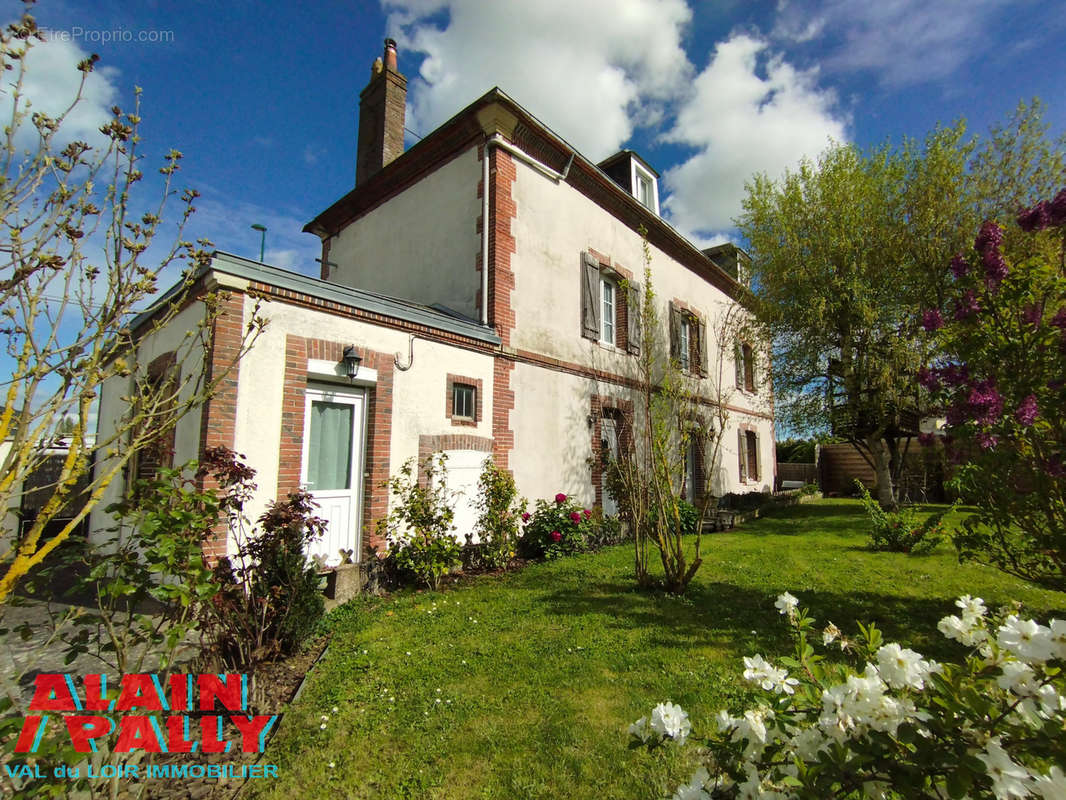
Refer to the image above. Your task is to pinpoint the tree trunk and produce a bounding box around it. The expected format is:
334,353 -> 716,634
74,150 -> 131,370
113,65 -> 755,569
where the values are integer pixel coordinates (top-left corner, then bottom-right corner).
865,434 -> 898,510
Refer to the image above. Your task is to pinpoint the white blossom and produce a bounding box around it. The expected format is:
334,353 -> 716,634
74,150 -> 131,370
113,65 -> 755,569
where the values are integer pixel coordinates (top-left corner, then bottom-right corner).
938,613 -> 988,647
650,702 -> 691,744
671,767 -> 711,800
743,655 -> 799,695
788,726 -> 827,761
978,738 -> 1032,799
774,592 -> 799,617
997,661 -> 1041,697
998,615 -> 1055,663
822,622 -> 841,647
956,594 -> 987,623
1032,766 -> 1066,800
876,643 -> 938,690
628,716 -> 651,743
1049,619 -> 1066,661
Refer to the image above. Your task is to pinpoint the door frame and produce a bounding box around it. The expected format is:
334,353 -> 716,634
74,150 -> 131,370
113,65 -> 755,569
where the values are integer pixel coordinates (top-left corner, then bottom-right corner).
299,383 -> 368,564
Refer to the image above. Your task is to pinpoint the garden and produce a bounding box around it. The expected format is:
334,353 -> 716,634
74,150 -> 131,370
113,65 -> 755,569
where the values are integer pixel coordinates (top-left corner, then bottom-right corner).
250,499 -> 1066,799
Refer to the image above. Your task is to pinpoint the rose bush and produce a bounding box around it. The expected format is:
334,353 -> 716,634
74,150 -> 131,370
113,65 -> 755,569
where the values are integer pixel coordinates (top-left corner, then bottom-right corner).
631,593 -> 1066,799
519,494 -> 594,559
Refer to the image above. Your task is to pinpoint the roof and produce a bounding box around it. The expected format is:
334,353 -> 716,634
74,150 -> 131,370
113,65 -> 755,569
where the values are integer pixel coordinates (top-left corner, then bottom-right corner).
303,87 -> 746,301
131,252 -> 502,346
596,149 -> 660,178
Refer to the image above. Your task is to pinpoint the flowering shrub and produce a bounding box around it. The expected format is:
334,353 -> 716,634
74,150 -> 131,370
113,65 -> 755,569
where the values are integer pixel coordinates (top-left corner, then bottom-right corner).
377,454 -> 461,590
472,457 -> 526,569
855,481 -> 952,554
630,592 -> 1066,799
519,494 -> 594,559
923,189 -> 1066,589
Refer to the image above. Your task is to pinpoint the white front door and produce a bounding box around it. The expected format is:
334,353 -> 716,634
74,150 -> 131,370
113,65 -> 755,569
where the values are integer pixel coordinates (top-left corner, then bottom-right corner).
601,417 -> 619,516
300,386 -> 365,566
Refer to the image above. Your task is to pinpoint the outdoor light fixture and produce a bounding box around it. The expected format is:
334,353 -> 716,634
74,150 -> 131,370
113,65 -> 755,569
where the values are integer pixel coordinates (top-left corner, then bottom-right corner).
342,345 -> 362,381
250,223 -> 267,262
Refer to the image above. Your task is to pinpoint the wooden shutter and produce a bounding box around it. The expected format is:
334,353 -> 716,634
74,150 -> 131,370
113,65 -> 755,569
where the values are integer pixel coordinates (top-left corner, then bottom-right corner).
626,281 -> 642,355
669,302 -> 681,360
750,346 -> 758,391
697,317 -> 708,377
734,342 -> 744,388
743,344 -> 755,392
747,431 -> 760,481
737,428 -> 747,483
581,252 -> 600,340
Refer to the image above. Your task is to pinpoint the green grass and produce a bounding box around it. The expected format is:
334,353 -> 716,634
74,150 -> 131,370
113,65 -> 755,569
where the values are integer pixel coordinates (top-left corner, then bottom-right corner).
251,500 -> 1066,799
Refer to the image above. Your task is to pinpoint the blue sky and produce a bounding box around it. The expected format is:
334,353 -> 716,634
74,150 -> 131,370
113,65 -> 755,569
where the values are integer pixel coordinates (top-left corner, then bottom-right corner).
6,0 -> 1066,276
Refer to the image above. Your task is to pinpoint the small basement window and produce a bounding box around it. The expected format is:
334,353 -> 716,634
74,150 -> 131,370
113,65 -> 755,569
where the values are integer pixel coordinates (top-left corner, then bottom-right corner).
453,383 -> 475,420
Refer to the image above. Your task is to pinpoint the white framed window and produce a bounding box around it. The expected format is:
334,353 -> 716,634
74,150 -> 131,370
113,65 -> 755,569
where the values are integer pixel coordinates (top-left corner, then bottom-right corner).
679,316 -> 691,371
600,274 -> 616,345
631,161 -> 659,215
453,383 -> 475,420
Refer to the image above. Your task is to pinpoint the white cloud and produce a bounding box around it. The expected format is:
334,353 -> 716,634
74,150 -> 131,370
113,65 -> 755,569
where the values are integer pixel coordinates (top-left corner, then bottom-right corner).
773,0 -> 1007,88
383,0 -> 692,160
3,33 -> 121,150
184,191 -> 321,276
661,33 -> 847,240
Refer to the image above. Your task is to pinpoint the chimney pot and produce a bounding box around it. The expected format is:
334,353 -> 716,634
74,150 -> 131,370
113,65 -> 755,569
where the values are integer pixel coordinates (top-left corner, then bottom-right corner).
383,38 -> 398,71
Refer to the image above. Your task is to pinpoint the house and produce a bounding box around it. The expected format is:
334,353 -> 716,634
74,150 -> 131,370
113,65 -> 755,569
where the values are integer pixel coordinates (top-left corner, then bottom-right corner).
89,39 -> 776,567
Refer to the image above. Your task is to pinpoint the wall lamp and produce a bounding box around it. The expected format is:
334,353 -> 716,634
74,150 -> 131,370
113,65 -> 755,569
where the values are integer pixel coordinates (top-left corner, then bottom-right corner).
342,345 -> 362,381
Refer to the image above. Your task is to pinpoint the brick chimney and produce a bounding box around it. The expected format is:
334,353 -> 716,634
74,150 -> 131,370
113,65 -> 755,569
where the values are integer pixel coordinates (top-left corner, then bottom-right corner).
356,38 -> 407,186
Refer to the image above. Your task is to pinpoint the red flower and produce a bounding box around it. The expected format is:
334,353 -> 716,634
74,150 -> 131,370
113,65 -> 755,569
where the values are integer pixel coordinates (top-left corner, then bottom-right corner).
521,512 -> 531,522
569,511 -> 581,523
550,531 -> 562,542
582,509 -> 592,519
554,493 -> 567,504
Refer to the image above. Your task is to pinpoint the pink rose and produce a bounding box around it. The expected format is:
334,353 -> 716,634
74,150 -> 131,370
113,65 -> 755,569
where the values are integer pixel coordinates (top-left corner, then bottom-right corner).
554,493 -> 567,504
582,509 -> 592,519
550,531 -> 562,542
569,511 -> 581,523
521,512 -> 531,523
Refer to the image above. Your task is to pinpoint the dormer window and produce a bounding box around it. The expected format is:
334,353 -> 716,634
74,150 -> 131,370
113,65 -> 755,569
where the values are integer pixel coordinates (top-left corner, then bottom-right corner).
632,163 -> 658,215
596,150 -> 661,217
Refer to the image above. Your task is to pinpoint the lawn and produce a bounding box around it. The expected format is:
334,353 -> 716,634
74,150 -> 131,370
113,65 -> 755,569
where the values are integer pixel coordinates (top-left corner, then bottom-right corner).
251,500 -> 1066,799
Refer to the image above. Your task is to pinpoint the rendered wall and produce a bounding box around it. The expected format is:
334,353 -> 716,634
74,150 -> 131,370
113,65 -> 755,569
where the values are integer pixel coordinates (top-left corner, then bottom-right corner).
230,294 -> 494,554
88,297 -> 219,543
505,158 -> 775,498
328,146 -> 482,320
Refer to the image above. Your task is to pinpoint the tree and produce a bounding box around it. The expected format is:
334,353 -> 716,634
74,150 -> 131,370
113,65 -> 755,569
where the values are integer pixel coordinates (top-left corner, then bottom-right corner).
738,106 -> 1064,508
0,10 -> 263,602
928,194 -> 1066,589
605,234 -> 748,594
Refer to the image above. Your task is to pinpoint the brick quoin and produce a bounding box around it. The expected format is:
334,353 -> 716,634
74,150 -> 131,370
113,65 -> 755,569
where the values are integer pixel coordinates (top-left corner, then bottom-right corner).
197,291 -> 245,563
278,336 -> 395,558
487,146 -> 518,473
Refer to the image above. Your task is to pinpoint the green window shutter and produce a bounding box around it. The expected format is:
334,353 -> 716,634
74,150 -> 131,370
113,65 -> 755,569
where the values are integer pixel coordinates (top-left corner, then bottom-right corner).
737,428 -> 747,483
581,252 -> 600,340
626,282 -> 642,355
734,342 -> 744,388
